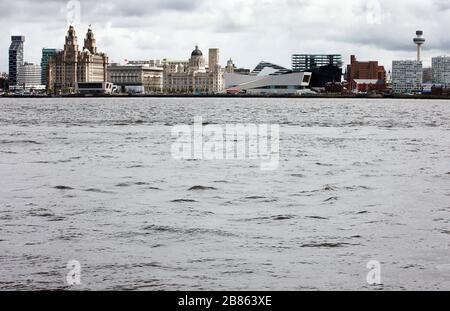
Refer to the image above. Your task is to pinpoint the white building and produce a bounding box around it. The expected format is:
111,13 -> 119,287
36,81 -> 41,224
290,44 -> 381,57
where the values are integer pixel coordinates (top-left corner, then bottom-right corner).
16,62 -> 44,90
432,56 -> 450,87
108,64 -> 163,94
163,46 -> 225,94
224,71 -> 312,95
392,60 -> 423,94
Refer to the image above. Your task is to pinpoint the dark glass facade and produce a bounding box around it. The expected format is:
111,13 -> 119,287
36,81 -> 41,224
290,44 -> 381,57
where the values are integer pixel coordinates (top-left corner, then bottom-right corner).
9,36 -> 25,86
292,54 -> 342,72
308,65 -> 343,88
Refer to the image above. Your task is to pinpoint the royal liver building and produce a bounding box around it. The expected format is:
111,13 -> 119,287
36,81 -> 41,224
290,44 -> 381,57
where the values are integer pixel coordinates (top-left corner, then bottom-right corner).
47,26 -> 108,93
163,46 -> 225,94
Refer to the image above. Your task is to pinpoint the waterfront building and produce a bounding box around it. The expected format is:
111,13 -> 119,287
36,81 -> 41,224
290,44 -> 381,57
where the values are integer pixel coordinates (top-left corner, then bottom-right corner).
291,54 -> 343,88
48,26 -> 109,93
8,36 -> 25,86
346,55 -> 387,92
307,65 -> 342,88
17,62 -> 43,89
163,46 -> 225,94
76,82 -> 114,95
432,56 -> 450,87
292,54 -> 342,72
108,63 -> 163,93
41,48 -> 61,87
392,60 -> 423,94
224,71 -> 312,95
346,55 -> 386,81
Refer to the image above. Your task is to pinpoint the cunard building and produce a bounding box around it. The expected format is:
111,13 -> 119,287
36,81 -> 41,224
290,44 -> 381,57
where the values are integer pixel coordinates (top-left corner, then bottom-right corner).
163,46 -> 225,94
48,26 -> 108,93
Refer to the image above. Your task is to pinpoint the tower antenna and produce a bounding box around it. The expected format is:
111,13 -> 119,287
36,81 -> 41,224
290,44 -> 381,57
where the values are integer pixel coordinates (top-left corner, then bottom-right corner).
413,30 -> 426,62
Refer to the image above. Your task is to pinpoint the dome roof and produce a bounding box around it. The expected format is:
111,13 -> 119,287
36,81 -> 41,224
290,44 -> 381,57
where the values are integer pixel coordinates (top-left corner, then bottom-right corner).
191,45 -> 203,57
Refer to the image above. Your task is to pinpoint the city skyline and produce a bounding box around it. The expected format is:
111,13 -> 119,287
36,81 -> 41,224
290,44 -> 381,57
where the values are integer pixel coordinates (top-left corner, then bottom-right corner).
2,0 -> 450,72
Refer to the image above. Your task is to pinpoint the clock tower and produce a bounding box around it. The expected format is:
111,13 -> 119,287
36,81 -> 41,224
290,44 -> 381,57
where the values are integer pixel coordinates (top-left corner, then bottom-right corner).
63,25 -> 79,89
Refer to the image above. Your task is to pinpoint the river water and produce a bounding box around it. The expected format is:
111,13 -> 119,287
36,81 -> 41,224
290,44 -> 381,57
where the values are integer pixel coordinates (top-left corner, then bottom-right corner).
0,97 -> 449,290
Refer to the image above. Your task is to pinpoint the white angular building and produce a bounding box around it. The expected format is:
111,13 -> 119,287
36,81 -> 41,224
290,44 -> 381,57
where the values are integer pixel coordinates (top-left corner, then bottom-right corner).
392,60 -> 423,94
224,71 -> 312,95
432,56 -> 450,87
163,46 -> 225,94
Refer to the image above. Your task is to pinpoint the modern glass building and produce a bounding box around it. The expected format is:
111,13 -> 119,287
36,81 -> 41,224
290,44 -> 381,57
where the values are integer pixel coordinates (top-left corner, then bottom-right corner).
292,54 -> 342,71
8,36 -> 25,86
41,48 -> 61,87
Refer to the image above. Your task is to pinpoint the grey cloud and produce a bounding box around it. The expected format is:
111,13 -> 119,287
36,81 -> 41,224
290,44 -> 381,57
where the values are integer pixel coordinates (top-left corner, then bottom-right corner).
1,0 -> 450,72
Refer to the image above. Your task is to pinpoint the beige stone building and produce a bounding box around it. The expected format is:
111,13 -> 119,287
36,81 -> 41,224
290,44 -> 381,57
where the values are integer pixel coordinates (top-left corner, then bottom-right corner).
48,26 -> 108,93
108,64 -> 163,93
163,46 -> 224,94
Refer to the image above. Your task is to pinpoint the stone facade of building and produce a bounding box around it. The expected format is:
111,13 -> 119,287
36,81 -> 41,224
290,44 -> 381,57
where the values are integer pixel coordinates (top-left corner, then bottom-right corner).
108,64 -> 163,93
163,46 -> 224,94
48,26 -> 108,93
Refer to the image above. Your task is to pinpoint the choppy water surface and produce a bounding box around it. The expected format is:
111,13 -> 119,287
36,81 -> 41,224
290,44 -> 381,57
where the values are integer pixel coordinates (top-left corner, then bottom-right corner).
0,98 -> 449,291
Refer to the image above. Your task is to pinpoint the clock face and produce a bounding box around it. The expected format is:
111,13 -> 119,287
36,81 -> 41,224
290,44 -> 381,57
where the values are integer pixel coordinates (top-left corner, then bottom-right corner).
68,41 -> 72,45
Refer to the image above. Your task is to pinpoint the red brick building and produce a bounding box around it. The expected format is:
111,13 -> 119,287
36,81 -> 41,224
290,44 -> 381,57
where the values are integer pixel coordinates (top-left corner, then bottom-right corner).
353,79 -> 387,93
346,55 -> 387,92
346,55 -> 386,81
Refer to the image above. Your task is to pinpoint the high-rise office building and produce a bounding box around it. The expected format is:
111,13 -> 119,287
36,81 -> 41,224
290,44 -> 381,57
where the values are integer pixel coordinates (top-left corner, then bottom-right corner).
41,48 -> 61,87
8,36 -> 25,86
17,62 -> 42,88
292,54 -> 342,72
392,60 -> 423,94
432,56 -> 450,87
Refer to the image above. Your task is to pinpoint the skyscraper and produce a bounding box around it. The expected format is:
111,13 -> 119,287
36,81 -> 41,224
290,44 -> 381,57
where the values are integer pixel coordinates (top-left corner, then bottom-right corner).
41,48 -> 61,87
8,36 -> 25,86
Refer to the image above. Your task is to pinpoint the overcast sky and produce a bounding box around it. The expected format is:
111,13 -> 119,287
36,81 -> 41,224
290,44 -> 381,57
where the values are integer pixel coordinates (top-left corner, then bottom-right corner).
1,0 -> 450,72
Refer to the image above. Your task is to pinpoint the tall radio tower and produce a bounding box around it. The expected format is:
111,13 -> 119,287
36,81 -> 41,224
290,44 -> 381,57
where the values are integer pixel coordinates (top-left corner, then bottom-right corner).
413,30 -> 426,62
